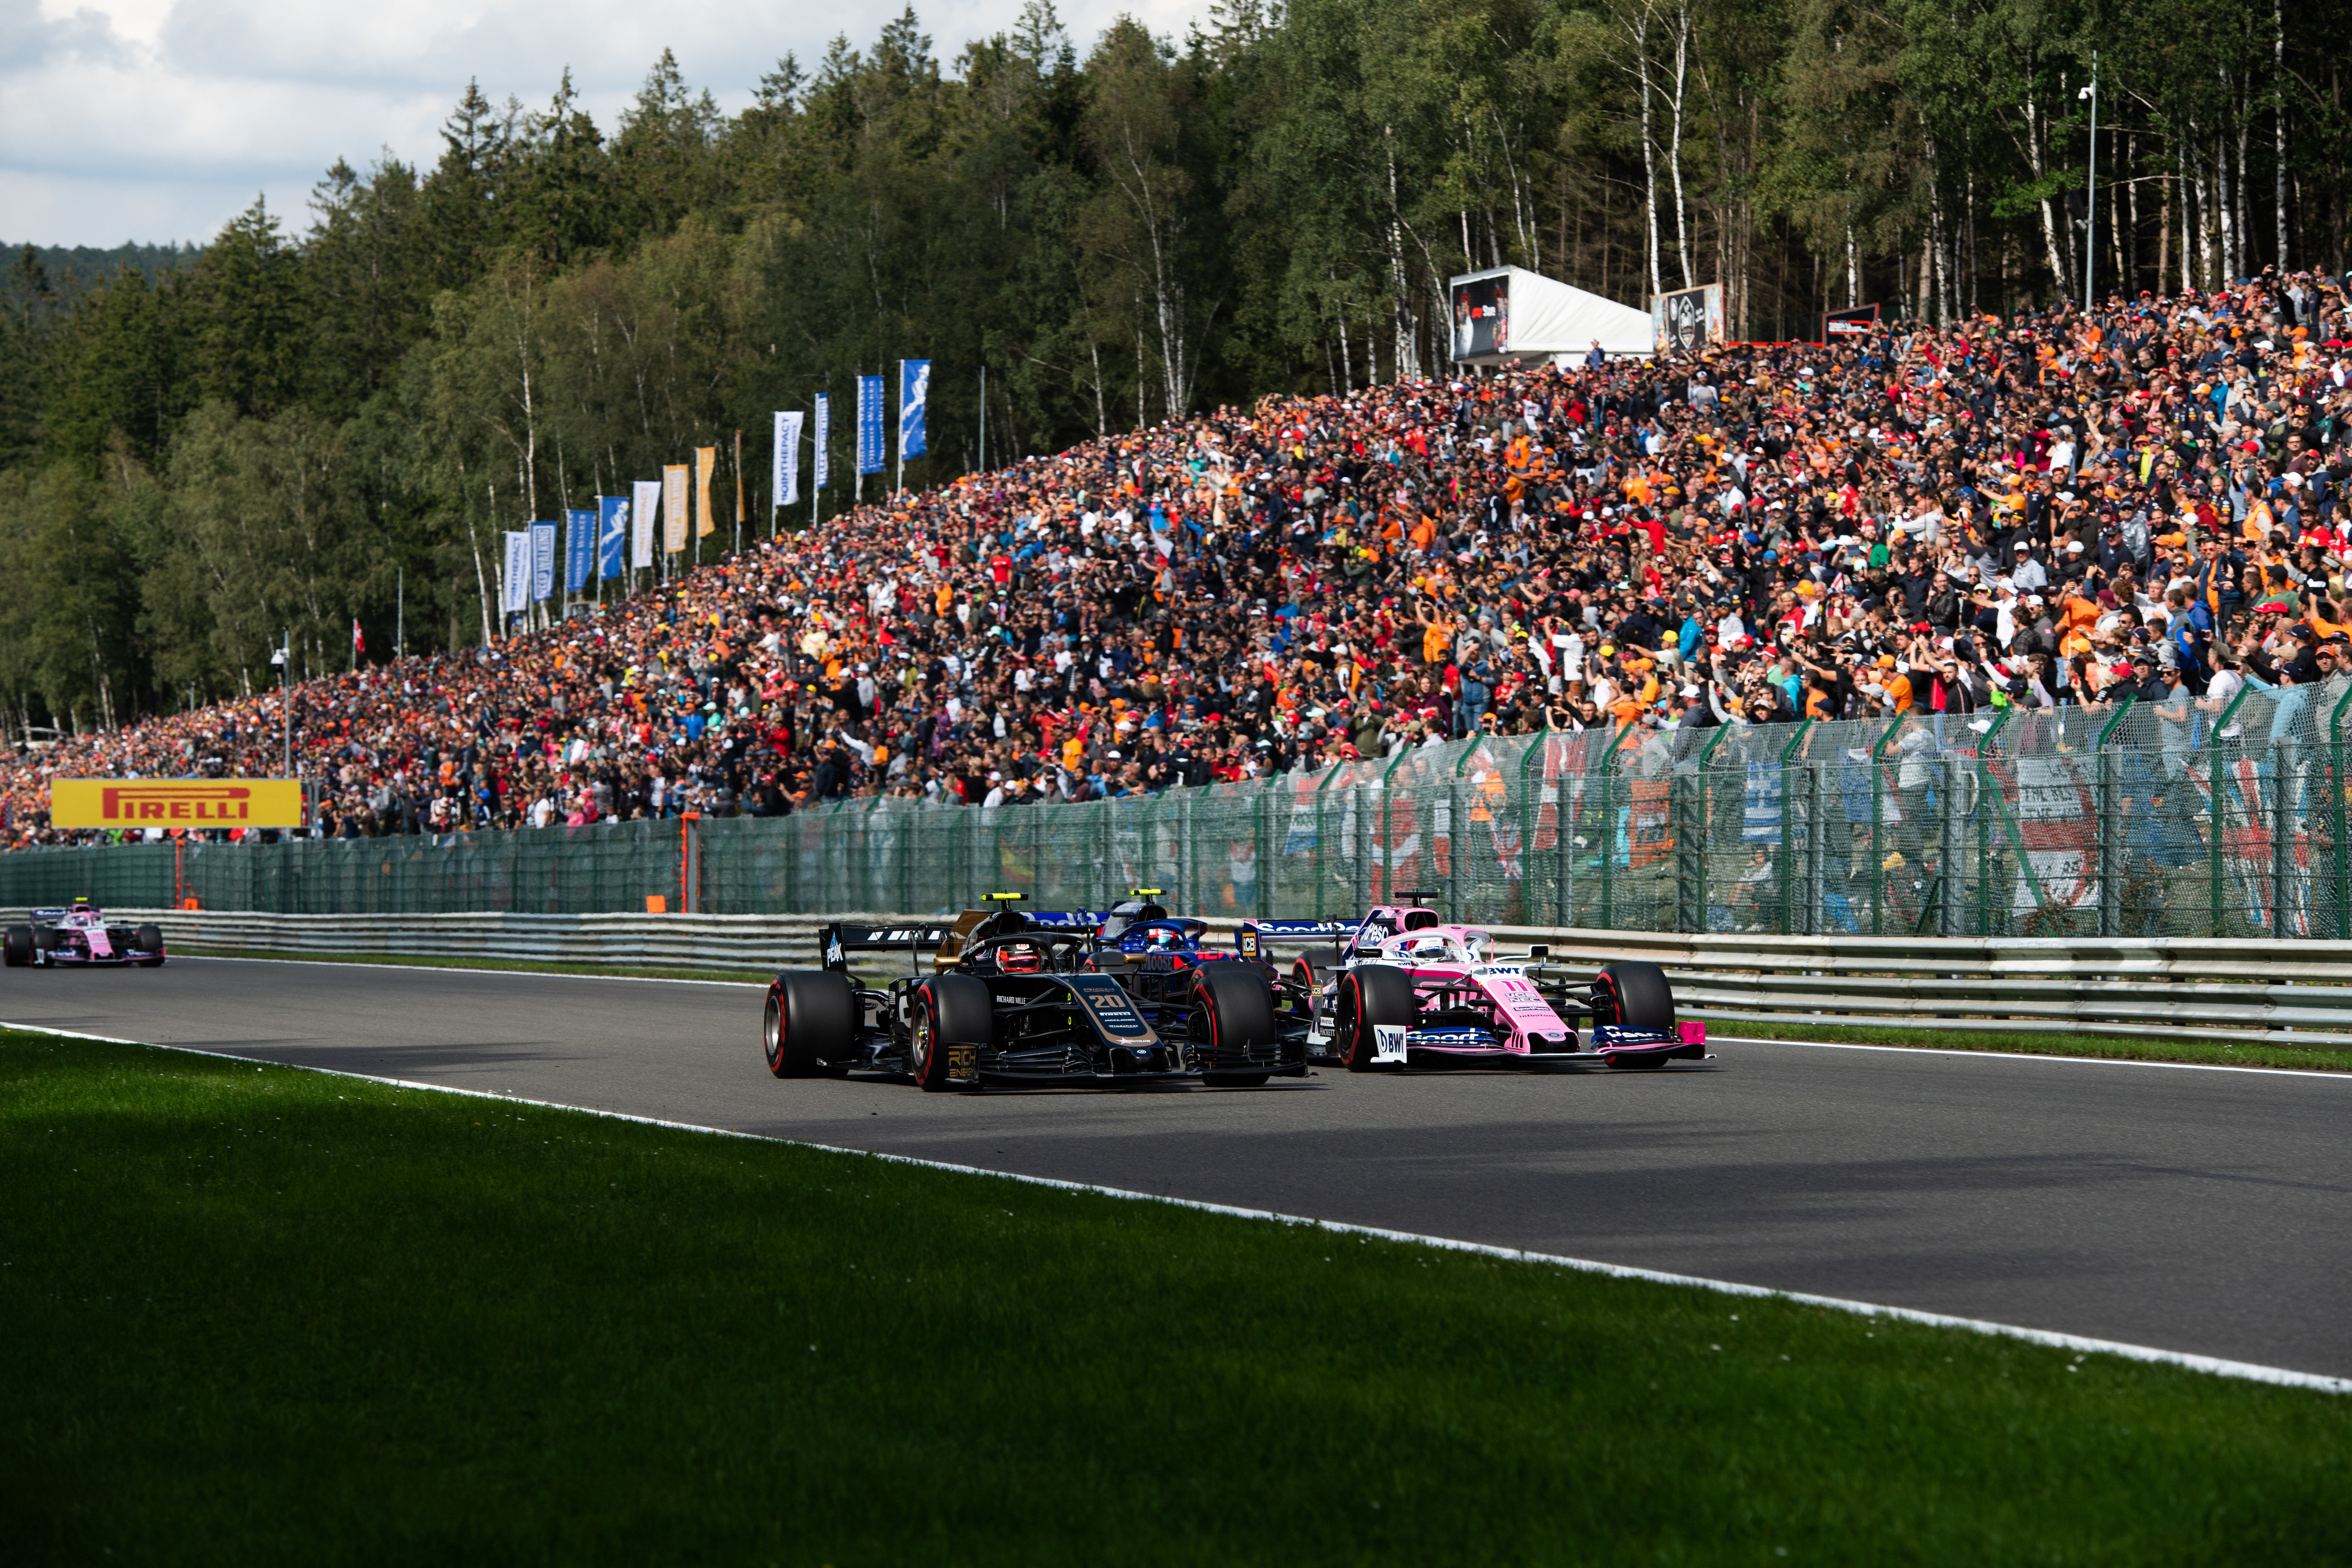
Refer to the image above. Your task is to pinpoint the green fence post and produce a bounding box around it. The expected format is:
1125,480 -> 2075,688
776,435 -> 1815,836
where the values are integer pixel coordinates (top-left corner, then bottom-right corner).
1971,708 -> 2012,935
1674,721 -> 1736,933
2207,681 -> 2254,937
1868,714 -> 1904,936
2332,681 -> 2352,937
1311,762 -> 1342,920
1518,736 -> 1546,929
2095,696 -> 2136,936
1775,720 -> 1812,936
1599,723 -> 1631,931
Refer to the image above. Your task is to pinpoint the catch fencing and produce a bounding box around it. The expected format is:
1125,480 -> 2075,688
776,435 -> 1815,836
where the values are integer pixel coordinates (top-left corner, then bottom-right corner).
10,674 -> 2352,940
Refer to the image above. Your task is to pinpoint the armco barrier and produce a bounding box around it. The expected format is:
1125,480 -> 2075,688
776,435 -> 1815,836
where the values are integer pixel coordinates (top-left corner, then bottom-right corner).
42,908 -> 2352,1051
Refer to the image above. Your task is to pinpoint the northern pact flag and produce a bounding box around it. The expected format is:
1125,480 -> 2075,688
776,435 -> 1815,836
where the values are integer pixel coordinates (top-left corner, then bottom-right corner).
898,359 -> 929,460
564,508 -> 596,593
529,521 -> 557,602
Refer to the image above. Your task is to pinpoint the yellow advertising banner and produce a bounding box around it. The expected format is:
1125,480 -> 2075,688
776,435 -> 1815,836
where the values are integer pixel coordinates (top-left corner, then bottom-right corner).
662,465 -> 689,553
695,446 -> 717,537
51,778 -> 306,829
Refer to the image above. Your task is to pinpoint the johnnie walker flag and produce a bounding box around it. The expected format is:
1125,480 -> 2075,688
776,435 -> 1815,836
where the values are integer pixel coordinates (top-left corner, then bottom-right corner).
662,466 -> 688,553
813,395 -> 830,491
501,531 -> 531,614
599,495 -> 627,579
529,522 -> 557,602
856,375 -> 884,475
773,411 -> 803,507
565,509 -> 595,593
898,359 -> 929,460
631,479 -> 659,568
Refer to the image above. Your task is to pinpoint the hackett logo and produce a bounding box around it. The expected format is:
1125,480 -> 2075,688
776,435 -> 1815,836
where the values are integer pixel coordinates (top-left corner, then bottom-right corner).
101,785 -> 253,822
49,779 -> 307,830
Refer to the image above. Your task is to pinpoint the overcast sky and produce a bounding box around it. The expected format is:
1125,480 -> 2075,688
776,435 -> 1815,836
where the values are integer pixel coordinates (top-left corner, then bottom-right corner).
4,0 -> 1209,248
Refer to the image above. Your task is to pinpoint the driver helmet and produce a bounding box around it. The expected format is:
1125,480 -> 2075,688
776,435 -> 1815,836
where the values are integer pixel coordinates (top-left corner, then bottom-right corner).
998,941 -> 1043,974
1145,926 -> 1184,951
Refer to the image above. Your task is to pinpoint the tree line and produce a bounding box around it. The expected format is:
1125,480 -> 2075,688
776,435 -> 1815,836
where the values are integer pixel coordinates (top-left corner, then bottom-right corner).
0,0 -> 2341,735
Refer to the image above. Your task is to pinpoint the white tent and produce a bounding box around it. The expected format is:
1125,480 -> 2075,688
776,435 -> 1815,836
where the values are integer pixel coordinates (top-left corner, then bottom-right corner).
1447,265 -> 1652,364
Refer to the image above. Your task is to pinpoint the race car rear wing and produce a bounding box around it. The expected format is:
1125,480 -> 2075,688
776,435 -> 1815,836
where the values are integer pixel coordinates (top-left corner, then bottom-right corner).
1235,918 -> 1358,958
821,921 -> 964,973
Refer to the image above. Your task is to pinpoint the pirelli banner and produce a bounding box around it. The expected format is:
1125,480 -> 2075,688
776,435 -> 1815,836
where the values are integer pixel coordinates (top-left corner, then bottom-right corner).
50,779 -> 307,830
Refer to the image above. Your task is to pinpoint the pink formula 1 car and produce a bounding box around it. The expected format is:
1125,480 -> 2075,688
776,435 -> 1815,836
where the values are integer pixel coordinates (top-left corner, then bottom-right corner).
1287,901 -> 1705,1072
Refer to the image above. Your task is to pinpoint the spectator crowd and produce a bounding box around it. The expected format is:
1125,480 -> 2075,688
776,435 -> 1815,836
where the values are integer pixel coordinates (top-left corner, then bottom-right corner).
11,266 -> 2352,846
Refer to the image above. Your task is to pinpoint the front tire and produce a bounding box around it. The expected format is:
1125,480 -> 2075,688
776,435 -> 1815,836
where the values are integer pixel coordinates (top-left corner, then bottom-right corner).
910,974 -> 992,1091
1334,965 -> 1417,1072
764,970 -> 857,1078
1193,963 -> 1277,1086
133,924 -> 165,967
3,926 -> 30,967
1592,960 -> 1674,1032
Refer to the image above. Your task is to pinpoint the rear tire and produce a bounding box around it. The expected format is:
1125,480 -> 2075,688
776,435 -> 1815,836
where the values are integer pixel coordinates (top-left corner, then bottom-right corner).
133,924 -> 165,967
911,973 -> 991,1091
764,970 -> 857,1078
1193,963 -> 1277,1086
3,926 -> 30,968
1592,960 -> 1674,1032
1335,965 -> 1417,1072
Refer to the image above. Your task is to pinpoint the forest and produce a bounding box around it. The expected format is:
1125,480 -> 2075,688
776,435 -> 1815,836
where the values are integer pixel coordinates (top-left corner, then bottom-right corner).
0,0 -> 2340,735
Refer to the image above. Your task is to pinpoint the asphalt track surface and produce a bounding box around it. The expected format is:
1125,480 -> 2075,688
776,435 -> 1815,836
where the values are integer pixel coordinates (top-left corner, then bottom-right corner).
13,957 -> 2352,1379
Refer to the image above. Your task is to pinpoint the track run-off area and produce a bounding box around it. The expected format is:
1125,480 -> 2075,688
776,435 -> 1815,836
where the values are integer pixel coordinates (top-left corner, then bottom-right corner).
14,955 -> 2352,1383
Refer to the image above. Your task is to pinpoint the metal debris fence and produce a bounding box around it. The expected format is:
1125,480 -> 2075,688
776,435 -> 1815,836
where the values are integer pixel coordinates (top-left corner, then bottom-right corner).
12,673 -> 2352,939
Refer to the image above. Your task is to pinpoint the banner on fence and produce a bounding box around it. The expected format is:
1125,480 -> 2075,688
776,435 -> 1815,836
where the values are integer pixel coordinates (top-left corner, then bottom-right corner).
51,779 -> 307,829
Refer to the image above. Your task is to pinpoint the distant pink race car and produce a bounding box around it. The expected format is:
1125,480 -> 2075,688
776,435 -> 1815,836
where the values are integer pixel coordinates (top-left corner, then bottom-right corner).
1291,903 -> 1705,1072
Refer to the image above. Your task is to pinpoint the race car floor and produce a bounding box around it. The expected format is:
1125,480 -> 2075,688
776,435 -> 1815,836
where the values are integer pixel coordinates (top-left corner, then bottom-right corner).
14,956 -> 2352,1379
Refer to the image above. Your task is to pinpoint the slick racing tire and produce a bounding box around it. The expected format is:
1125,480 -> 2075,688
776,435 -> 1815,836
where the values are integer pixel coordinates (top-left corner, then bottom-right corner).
1335,964 -> 1416,1073
1593,960 -> 1675,1070
910,973 -> 991,1092
133,925 -> 165,967
765,969 -> 856,1079
3,926 -> 30,968
1193,963 -> 1278,1087
1592,960 -> 1674,1032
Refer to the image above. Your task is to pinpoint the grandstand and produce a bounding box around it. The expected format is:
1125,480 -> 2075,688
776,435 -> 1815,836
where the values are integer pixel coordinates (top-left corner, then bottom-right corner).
6,273 -> 2350,943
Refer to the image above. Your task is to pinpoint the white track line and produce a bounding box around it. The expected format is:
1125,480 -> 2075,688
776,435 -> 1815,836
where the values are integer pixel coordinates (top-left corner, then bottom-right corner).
1710,1033 -> 2352,1082
9,1017 -> 2347,1397
174,954 -> 763,988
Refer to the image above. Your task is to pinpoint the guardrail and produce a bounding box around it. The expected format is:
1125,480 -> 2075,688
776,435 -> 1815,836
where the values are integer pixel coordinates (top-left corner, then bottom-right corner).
27,907 -> 2352,1051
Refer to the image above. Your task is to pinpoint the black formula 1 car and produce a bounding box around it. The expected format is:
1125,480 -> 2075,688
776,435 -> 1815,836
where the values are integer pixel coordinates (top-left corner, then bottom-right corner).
765,901 -> 1309,1090
4,901 -> 166,968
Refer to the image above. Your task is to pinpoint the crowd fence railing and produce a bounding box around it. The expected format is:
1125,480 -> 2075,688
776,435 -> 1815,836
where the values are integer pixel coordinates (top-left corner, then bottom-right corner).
10,673 -> 2352,942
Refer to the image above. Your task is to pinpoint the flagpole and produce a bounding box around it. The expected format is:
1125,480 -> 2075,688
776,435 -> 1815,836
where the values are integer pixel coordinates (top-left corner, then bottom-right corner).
733,427 -> 744,557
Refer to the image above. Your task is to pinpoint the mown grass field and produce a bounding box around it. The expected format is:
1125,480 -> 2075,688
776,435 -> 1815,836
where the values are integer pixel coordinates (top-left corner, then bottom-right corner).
6,1028 -> 2349,1564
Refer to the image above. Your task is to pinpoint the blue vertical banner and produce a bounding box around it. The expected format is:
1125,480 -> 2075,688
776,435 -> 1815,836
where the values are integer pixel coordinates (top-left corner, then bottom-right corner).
598,495 -> 627,580
529,522 -> 557,603
898,359 -> 929,460
813,394 -> 830,491
564,509 -> 595,593
856,374 -> 884,475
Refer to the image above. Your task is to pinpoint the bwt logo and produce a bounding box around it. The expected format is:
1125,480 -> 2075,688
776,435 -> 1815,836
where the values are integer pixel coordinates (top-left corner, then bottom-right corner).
100,785 -> 255,822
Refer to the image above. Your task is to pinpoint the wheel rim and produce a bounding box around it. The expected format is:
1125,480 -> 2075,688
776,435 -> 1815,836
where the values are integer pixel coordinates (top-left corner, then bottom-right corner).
1336,978 -> 1359,1062
911,1008 -> 934,1081
764,993 -> 784,1071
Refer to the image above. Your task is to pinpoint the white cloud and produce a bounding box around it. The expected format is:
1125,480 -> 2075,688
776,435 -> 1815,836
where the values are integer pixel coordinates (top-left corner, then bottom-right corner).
4,0 -> 1214,247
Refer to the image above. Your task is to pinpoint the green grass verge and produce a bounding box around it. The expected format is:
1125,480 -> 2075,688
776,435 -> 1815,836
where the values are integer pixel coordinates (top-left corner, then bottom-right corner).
5,1031 -> 2349,1563
171,943 -> 762,985
1710,1019 -> 2352,1073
